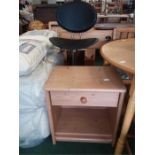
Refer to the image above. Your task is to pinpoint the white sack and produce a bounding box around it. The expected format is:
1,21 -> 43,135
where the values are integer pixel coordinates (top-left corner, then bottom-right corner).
19,61 -> 53,148
19,30 -> 59,76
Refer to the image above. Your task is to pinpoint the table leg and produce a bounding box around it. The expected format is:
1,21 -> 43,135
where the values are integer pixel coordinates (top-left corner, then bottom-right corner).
114,78 -> 135,155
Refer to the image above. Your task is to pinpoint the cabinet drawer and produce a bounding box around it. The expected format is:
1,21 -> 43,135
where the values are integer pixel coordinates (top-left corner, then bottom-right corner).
50,91 -> 119,107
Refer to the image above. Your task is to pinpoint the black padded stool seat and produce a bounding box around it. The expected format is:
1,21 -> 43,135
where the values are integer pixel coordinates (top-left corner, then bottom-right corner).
49,1 -> 98,65
50,37 -> 98,50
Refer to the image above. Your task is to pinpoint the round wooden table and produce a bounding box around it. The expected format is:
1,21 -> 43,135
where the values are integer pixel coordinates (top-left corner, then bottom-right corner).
101,38 -> 134,74
101,38 -> 135,155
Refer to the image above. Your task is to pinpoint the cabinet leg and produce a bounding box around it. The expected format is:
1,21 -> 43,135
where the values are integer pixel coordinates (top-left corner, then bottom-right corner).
45,91 -> 56,144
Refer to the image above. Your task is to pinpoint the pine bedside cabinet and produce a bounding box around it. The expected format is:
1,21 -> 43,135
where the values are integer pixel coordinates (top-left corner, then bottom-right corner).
44,66 -> 126,145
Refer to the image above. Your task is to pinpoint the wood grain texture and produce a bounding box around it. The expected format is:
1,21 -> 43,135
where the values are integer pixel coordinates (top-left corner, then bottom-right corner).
113,27 -> 135,40
100,39 -> 135,154
44,66 -> 126,145
45,66 -> 126,92
54,108 -> 113,143
101,38 -> 135,74
51,91 -> 119,107
45,92 -> 56,144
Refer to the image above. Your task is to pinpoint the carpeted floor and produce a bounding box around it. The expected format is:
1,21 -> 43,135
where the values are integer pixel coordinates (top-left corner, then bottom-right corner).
19,135 -> 115,155
19,135 -> 134,155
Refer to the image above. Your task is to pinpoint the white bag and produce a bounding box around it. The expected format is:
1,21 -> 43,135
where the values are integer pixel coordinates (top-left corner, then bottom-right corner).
19,30 -> 59,76
20,29 -> 58,48
19,61 -> 53,148
19,40 -> 48,76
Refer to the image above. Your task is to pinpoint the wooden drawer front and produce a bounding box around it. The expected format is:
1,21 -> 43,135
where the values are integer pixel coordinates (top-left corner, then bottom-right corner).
51,91 -> 119,107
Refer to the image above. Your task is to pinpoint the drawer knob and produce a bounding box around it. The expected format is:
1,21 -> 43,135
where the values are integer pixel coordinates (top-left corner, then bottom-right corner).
80,96 -> 87,104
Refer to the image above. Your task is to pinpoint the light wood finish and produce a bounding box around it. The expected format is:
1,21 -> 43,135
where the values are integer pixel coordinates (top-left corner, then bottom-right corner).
45,66 -> 126,145
101,38 -> 135,74
59,28 -> 113,49
59,29 -> 112,65
114,90 -> 135,155
103,28 -> 134,70
28,20 -> 46,30
55,108 -> 113,143
45,66 -> 126,92
58,28 -> 113,65
113,27 -> 135,40
84,48 -> 96,65
100,39 -> 135,154
45,92 -> 56,144
51,91 -> 119,107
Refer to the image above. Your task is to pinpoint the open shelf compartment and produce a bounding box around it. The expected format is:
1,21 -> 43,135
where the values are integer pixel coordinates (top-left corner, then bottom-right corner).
53,107 -> 117,143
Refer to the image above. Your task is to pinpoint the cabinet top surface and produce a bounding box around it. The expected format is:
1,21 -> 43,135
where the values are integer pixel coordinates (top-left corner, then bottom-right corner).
45,66 -> 126,92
